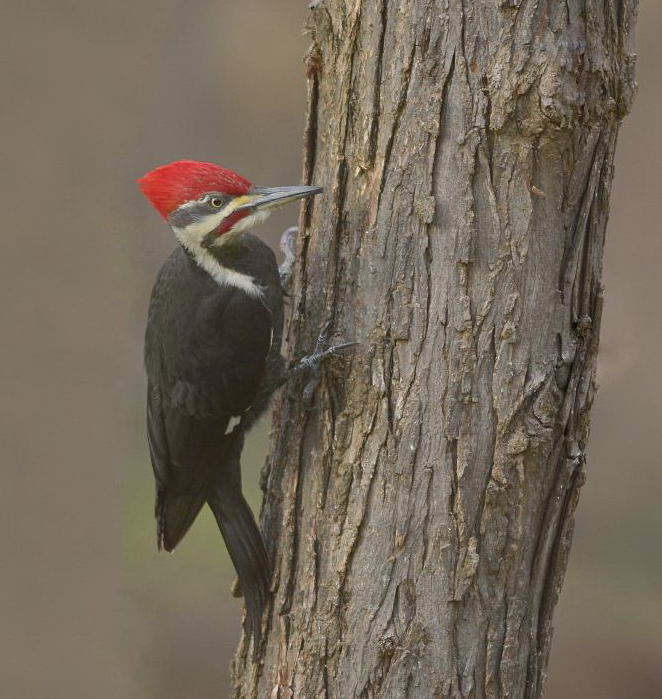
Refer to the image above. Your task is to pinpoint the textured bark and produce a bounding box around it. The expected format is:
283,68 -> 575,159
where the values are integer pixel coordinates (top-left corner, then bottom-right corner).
233,1 -> 638,697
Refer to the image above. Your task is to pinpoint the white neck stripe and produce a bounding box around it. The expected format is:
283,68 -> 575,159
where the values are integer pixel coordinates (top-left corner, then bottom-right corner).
172,227 -> 264,298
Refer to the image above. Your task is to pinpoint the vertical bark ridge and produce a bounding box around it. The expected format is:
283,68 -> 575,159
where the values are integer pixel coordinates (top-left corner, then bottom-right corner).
232,1 -> 638,697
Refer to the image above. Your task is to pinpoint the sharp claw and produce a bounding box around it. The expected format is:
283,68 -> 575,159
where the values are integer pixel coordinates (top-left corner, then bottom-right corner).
329,341 -> 360,353
289,325 -> 359,383
317,341 -> 360,362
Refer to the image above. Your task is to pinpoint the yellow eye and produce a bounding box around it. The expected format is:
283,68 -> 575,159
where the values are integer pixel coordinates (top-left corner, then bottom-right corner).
210,197 -> 223,208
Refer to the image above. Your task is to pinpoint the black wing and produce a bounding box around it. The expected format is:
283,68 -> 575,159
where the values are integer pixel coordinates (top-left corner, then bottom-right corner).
146,286 -> 273,550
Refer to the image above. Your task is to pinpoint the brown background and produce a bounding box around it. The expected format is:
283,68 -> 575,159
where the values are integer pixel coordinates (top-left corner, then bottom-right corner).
1,2 -> 660,697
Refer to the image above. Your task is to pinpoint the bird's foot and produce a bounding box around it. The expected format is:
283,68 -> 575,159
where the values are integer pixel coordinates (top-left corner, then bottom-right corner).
279,226 -> 298,293
290,321 -> 358,373
289,321 -> 359,403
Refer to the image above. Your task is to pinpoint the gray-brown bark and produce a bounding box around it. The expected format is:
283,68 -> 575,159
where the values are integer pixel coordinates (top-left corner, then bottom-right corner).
233,1 -> 638,697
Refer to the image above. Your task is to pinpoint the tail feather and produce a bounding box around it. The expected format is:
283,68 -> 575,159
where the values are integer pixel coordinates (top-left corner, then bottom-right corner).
207,485 -> 271,648
156,488 -> 208,552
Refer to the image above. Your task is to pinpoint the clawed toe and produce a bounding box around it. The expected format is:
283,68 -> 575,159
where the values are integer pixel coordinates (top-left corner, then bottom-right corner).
326,340 -> 360,356
289,327 -> 359,379
284,327 -> 359,406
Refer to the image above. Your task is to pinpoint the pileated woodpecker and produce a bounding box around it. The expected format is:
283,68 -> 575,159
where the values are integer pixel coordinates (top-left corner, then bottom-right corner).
139,160 -> 351,645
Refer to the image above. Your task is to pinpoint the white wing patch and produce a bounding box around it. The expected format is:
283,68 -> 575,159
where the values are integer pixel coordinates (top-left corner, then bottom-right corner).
224,415 -> 242,435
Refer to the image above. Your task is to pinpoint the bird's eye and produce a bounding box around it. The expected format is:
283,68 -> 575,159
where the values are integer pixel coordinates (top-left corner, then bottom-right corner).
210,197 -> 223,208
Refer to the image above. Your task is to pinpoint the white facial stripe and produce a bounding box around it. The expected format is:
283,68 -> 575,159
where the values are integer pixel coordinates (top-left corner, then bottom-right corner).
169,196 -> 273,298
172,194 -> 272,241
175,208 -> 226,240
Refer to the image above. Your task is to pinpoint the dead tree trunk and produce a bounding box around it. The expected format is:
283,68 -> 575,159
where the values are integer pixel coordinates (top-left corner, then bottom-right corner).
233,1 -> 638,696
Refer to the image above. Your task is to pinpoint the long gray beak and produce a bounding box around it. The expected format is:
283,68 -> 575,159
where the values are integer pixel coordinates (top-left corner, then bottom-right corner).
235,185 -> 323,212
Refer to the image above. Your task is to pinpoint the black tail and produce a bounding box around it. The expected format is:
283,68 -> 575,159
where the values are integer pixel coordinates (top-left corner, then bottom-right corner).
207,482 -> 271,648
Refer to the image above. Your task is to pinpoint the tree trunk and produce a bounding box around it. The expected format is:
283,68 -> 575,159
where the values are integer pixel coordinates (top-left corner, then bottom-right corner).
233,1 -> 638,696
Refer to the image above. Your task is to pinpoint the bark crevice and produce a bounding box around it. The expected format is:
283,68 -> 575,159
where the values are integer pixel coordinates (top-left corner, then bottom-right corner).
232,2 -> 638,697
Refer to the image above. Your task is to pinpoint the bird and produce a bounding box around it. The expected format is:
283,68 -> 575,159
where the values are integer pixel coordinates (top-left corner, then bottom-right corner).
138,160 -> 354,648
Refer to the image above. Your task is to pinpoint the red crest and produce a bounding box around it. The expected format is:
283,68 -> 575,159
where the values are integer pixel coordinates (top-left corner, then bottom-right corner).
138,160 -> 252,219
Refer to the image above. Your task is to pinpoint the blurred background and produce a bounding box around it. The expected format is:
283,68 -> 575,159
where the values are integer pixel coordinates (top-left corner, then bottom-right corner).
1,2 -> 659,697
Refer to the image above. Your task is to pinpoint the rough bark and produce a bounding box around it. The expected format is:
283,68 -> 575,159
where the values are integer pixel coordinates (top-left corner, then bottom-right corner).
233,1 -> 638,697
